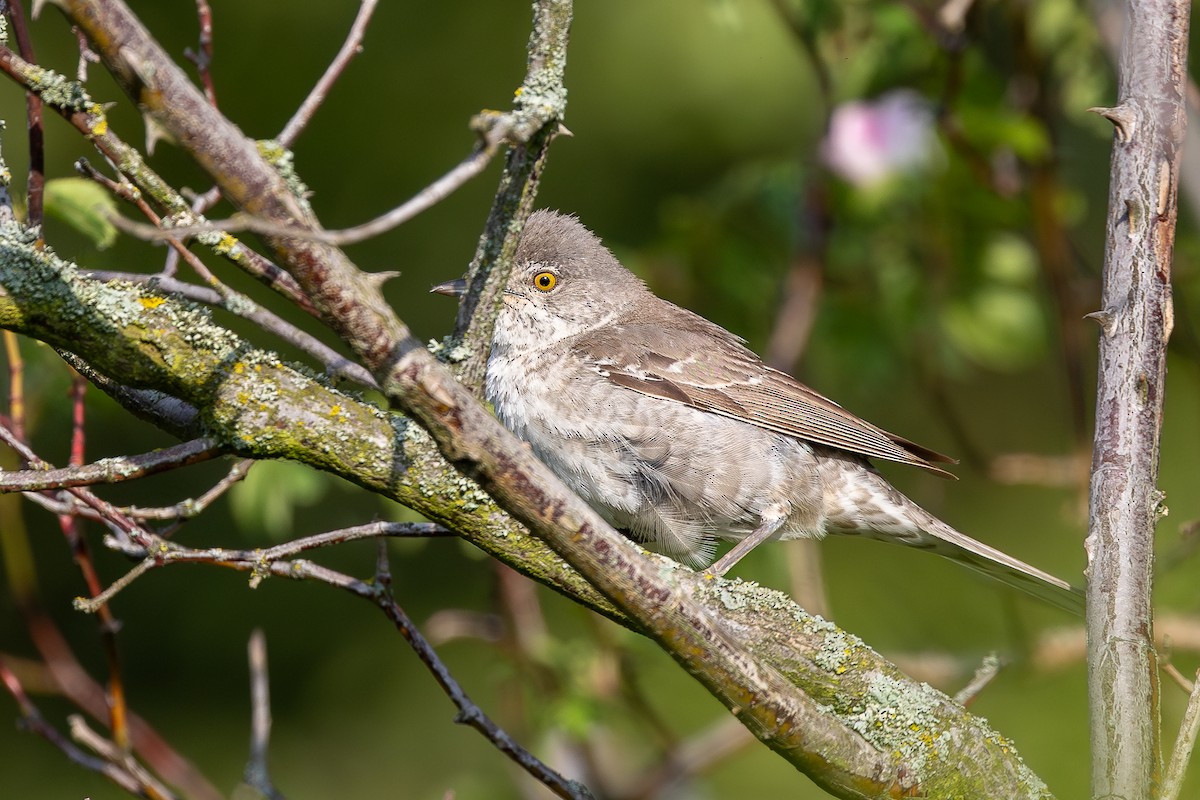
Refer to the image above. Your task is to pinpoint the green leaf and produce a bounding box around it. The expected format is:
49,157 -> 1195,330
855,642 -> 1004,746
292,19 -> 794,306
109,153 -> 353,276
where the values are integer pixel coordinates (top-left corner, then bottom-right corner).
230,460 -> 329,539
43,177 -> 118,249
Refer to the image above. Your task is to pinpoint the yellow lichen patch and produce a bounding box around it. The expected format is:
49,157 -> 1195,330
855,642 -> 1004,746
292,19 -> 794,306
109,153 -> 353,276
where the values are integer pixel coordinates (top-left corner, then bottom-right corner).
329,404 -> 342,417
139,296 -> 165,309
233,362 -> 245,374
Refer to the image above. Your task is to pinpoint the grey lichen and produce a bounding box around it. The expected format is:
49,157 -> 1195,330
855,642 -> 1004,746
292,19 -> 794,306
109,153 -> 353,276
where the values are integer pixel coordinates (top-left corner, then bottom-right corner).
21,62 -> 100,115
428,336 -> 472,364
256,139 -> 313,216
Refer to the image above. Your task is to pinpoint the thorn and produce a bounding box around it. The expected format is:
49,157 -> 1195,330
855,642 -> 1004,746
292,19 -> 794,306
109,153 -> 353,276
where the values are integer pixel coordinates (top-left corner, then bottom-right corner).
144,115 -> 175,156
366,270 -> 401,289
1084,309 -> 1116,335
554,122 -> 574,138
1088,104 -> 1136,143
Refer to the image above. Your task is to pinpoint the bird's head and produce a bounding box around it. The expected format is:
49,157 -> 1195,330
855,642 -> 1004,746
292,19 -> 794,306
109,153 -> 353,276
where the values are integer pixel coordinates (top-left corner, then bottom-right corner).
434,210 -> 650,348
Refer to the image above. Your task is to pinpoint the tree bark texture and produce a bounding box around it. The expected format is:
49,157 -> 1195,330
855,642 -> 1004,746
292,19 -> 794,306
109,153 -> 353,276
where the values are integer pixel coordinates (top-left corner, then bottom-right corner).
1087,1 -> 1189,798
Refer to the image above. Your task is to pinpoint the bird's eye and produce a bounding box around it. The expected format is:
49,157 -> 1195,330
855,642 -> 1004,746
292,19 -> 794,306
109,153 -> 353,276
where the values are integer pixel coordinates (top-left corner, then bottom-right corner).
533,271 -> 558,292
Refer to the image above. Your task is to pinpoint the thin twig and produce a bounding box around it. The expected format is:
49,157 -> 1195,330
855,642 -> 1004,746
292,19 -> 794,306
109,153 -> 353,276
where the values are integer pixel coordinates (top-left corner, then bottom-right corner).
0,437 -> 221,491
69,715 -> 177,800
0,658 -> 145,795
3,0 -> 44,228
1161,668 -> 1200,800
370,541 -> 594,800
78,521 -> 454,611
952,653 -> 1005,707
184,0 -> 217,107
617,715 -> 754,800
3,330 -> 24,442
76,522 -> 590,799
244,629 -> 285,800
70,25 -> 100,81
120,458 -> 253,521
278,0 -> 377,149
110,131 -> 509,248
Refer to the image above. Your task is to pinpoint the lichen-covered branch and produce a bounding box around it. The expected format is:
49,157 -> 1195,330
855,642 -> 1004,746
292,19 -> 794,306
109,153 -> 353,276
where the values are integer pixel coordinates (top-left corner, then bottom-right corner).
1086,1 -> 1189,797
0,223 -> 1055,798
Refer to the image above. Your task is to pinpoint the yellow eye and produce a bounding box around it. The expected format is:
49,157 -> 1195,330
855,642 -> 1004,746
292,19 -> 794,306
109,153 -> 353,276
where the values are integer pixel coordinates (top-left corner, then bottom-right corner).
533,271 -> 557,292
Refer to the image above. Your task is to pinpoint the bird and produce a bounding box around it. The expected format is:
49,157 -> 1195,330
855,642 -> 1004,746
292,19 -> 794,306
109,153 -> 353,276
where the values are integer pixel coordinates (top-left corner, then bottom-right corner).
434,210 -> 1083,613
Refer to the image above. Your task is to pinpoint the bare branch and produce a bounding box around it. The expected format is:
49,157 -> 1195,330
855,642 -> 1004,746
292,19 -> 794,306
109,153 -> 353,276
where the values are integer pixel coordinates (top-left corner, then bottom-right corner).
1086,1 -> 1190,796
120,457 -> 252,521
0,437 -> 221,491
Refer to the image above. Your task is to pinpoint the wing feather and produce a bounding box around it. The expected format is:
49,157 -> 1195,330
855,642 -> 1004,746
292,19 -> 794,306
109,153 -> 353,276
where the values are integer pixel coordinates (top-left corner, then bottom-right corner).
572,317 -> 956,478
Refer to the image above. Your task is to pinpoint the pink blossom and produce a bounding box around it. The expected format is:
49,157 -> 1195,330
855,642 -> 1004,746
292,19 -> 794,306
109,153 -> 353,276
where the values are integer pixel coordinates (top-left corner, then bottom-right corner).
821,90 -> 937,187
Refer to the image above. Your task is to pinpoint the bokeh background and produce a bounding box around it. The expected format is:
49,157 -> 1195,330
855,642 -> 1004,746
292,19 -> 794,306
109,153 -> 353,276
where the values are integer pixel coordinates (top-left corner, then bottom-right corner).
1,0 -> 1198,797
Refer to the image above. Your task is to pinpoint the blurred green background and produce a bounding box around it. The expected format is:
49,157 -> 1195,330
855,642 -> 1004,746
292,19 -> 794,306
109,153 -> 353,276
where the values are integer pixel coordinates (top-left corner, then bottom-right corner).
1,0 -> 1198,797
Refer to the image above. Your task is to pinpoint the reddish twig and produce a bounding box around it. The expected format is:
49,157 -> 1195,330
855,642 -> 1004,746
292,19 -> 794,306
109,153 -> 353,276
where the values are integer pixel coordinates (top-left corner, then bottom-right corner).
3,0 -> 44,228
184,0 -> 217,107
0,658 -> 147,795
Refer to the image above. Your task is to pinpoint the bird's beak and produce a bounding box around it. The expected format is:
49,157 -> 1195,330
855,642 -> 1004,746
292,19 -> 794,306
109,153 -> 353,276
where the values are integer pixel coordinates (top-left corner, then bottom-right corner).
430,278 -> 467,298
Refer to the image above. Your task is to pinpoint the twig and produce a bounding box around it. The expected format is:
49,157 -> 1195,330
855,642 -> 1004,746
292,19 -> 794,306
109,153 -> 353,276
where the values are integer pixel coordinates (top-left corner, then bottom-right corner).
19,605 -> 224,800
3,0 -> 44,228
3,329 -> 24,441
69,715 -> 177,800
76,521 -> 590,799
0,422 -> 153,545
184,0 -> 217,107
370,541 -> 594,800
617,715 -> 754,800
1163,662 -> 1196,695
244,629 -> 285,800
0,436 -> 221,490
70,25 -> 100,81
120,457 -> 253,521
0,658 -> 145,795
277,0 -> 377,149
77,521 -> 454,611
110,132 -> 510,248
68,368 -> 86,465
0,47 -> 319,316
952,653 -> 1005,706
1161,668 -> 1200,800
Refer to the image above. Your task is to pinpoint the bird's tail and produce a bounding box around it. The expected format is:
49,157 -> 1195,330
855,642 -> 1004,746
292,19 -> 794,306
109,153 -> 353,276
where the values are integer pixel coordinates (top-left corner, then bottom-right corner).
902,513 -> 1084,615
820,459 -> 1084,614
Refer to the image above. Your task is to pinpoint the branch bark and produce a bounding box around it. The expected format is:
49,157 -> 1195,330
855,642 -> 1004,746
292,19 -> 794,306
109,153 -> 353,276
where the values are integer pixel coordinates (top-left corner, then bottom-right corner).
1086,1 -> 1189,797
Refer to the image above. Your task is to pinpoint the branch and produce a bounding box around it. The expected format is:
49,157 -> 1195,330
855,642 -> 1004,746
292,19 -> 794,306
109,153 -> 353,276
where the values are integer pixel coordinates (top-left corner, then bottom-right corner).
0,437 -> 220,490
1086,1 -> 1190,796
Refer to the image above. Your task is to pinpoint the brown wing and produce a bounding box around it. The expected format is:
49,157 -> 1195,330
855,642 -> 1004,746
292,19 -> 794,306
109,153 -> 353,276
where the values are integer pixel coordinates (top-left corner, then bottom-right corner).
570,314 -> 957,478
